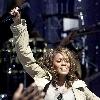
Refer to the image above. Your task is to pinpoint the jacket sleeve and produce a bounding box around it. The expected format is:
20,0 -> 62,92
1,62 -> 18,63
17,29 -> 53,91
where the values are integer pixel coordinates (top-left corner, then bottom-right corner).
72,80 -> 100,100
10,19 -> 51,80
84,87 -> 100,100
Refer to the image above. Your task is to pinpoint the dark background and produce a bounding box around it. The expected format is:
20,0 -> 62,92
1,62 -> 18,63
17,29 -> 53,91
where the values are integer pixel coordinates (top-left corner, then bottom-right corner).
0,0 -> 100,99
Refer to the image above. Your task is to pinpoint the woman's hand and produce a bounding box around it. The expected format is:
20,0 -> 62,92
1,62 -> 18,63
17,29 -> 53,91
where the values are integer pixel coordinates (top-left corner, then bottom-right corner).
13,83 -> 45,100
10,7 -> 21,25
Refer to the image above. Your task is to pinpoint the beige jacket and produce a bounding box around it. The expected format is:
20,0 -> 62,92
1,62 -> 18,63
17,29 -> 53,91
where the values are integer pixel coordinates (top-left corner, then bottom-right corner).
10,19 -> 100,100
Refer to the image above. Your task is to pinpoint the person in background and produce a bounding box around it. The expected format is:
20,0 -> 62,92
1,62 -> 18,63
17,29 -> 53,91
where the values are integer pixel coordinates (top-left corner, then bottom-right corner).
13,83 -> 45,100
10,7 -> 100,100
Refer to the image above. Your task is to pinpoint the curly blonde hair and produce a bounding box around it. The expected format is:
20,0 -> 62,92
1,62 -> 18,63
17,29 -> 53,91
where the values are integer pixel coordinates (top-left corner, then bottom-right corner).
38,47 -> 81,88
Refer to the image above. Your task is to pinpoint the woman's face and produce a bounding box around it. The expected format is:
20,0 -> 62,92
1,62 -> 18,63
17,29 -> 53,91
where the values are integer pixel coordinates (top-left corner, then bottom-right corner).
53,53 -> 70,76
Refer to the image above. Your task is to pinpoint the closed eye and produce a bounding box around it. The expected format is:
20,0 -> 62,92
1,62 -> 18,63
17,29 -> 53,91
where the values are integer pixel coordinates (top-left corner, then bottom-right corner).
56,60 -> 61,63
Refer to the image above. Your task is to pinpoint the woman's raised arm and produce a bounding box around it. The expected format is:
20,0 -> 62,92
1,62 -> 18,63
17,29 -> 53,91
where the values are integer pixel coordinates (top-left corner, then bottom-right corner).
10,7 -> 51,86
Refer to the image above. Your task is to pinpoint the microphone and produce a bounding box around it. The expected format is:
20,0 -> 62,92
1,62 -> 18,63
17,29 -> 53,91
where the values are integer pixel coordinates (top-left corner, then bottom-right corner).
0,2 -> 30,23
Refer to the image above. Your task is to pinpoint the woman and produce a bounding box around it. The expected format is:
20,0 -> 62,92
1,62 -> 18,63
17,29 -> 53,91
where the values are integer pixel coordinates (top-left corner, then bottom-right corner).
10,7 -> 100,100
